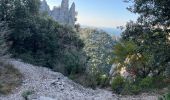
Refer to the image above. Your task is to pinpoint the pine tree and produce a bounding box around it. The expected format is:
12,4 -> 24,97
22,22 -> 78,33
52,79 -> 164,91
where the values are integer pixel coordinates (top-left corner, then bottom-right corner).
123,0 -> 170,76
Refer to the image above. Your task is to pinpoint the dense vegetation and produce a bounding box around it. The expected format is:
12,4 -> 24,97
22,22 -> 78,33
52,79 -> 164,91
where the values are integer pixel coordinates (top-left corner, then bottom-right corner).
70,28 -> 114,88
83,29 -> 114,74
0,0 -> 114,89
0,22 -> 9,56
0,0 -> 169,99
110,0 -> 170,95
0,0 -> 86,76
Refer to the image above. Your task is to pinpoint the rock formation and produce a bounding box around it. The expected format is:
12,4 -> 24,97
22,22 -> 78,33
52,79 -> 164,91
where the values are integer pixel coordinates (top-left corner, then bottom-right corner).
40,0 -> 50,15
40,0 -> 76,27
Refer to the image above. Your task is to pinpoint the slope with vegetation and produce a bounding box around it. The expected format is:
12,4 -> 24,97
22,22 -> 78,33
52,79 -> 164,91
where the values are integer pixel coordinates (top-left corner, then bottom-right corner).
110,0 -> 170,97
0,0 -> 169,99
0,0 -> 86,76
75,28 -> 115,88
0,60 -> 22,95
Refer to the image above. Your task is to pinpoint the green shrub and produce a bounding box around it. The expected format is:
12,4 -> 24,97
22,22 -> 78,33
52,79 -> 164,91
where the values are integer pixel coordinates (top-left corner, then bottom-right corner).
121,80 -> 132,95
0,60 -> 22,95
62,49 -> 86,75
69,73 -> 99,89
97,74 -> 109,87
166,65 -> 170,79
131,85 -> 141,94
152,76 -> 167,89
87,75 -> 98,89
83,29 -> 114,75
111,75 -> 125,94
69,71 -> 110,89
139,77 -> 153,89
81,73 -> 109,89
3,0 -> 86,76
111,75 -> 168,95
22,90 -> 34,100
10,16 -> 86,76
158,92 -> 170,100
121,79 -> 141,95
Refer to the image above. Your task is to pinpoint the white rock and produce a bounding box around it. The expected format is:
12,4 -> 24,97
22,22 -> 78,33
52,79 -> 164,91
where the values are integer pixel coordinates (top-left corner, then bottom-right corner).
0,58 -> 159,100
39,96 -> 56,100
40,0 -> 76,27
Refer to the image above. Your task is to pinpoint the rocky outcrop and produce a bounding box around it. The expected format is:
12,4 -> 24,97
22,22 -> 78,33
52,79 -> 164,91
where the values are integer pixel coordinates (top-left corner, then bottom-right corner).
40,0 -> 50,15
68,3 -> 76,26
40,0 -> 76,27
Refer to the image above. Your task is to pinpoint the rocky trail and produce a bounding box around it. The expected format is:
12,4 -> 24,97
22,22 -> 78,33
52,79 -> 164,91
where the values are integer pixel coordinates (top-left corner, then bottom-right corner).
0,59 -> 158,100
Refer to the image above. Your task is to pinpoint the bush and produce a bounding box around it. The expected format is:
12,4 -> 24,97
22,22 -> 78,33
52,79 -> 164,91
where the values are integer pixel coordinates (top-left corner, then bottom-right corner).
111,75 -> 169,95
139,77 -> 153,89
130,85 -> 141,94
69,73 -> 99,89
10,16 -> 86,76
96,74 -> 109,87
2,0 -> 86,76
121,79 -> 141,95
22,90 -> 34,100
121,80 -> 131,95
70,73 -> 110,89
111,75 -> 125,94
61,49 -> 86,75
152,76 -> 167,89
158,92 -> 170,100
82,29 -> 114,75
0,60 -> 22,95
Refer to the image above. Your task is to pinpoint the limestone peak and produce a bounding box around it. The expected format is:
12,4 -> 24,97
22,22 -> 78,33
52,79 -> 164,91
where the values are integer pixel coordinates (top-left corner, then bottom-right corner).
40,0 -> 50,14
70,2 -> 75,9
40,0 -> 76,27
61,0 -> 69,9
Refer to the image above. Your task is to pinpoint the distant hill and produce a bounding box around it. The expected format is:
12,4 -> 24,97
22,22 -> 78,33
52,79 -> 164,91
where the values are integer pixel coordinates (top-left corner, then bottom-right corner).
99,27 -> 122,36
80,25 -> 122,37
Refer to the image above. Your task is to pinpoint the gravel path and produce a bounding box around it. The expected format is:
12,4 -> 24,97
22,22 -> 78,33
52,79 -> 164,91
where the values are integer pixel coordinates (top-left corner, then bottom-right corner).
0,59 -> 158,100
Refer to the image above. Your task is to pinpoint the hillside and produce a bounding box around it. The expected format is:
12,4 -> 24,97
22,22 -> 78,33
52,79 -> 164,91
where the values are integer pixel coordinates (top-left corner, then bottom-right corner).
0,58 -> 158,100
0,0 -> 169,99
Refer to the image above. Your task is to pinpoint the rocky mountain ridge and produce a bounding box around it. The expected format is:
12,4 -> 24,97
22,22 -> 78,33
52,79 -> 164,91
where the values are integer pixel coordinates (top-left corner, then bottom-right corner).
40,0 -> 76,27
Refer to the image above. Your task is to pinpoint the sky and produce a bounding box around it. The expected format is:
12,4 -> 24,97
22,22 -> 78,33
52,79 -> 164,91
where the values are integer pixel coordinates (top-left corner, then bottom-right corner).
45,0 -> 138,36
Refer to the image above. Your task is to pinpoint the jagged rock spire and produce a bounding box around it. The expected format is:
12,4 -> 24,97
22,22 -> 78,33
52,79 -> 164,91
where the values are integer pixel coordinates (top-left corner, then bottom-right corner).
61,0 -> 69,10
40,0 -> 50,14
69,2 -> 76,26
70,2 -> 75,11
40,0 -> 76,27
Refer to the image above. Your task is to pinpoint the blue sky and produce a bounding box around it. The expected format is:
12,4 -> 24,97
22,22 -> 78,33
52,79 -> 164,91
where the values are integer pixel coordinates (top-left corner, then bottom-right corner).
45,0 -> 138,28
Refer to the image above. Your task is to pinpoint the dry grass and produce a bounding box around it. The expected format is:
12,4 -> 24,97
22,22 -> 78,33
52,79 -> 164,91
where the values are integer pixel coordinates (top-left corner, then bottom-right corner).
0,60 -> 22,95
